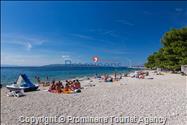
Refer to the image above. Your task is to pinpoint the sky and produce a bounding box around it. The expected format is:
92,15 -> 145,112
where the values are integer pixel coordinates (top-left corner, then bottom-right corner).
1,1 -> 187,66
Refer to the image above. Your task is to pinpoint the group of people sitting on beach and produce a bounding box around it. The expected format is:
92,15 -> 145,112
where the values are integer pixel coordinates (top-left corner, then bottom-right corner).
128,71 -> 149,79
102,73 -> 123,82
36,71 -> 149,94
100,71 -> 150,81
48,80 -> 81,94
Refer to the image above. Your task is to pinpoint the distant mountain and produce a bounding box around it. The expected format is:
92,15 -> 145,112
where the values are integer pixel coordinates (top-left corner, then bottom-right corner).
42,64 -> 103,67
41,64 -> 66,67
1,64 -> 19,67
41,64 -> 127,68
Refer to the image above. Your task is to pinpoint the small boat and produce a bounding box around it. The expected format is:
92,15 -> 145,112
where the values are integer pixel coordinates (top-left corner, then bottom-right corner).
6,74 -> 39,92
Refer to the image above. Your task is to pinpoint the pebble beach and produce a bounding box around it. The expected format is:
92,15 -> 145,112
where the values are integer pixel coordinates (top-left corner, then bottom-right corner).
1,71 -> 186,125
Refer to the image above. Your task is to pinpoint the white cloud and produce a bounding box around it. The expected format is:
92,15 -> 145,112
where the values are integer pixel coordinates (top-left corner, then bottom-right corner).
89,29 -> 119,37
71,34 -> 94,40
1,33 -> 45,51
26,42 -> 32,50
1,53 -> 64,66
116,19 -> 134,26
61,55 -> 70,58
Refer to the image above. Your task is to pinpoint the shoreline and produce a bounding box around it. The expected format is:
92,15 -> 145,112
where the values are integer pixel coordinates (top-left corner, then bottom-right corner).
1,68 -> 137,87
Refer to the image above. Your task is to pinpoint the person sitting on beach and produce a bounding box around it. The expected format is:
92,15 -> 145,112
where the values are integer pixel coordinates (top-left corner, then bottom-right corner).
111,77 -> 114,82
104,77 -> 107,82
139,75 -> 145,79
145,72 -> 149,76
119,74 -> 122,79
70,80 -> 74,87
48,81 -> 56,92
105,76 -> 113,82
104,74 -> 109,82
68,80 -> 75,90
74,80 -> 81,90
57,81 -> 64,89
66,80 -> 71,85
63,83 -> 72,93
124,73 -> 128,77
52,80 -> 55,84
55,82 -> 62,93
71,80 -> 79,90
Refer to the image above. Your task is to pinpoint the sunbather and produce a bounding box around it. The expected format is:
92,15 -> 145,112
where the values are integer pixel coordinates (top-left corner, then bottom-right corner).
105,77 -> 113,82
62,83 -> 73,93
48,82 -> 56,92
74,80 -> 81,89
139,75 -> 145,79
55,83 -> 62,93
57,81 -> 64,89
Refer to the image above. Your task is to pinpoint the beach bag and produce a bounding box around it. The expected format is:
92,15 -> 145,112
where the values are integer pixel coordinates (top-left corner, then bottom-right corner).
74,89 -> 81,93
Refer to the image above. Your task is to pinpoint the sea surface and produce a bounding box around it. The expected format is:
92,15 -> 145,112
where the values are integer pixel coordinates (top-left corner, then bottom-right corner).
1,66 -> 135,85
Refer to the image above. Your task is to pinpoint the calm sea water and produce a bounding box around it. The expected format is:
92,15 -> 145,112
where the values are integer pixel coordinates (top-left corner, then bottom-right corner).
1,66 -> 135,85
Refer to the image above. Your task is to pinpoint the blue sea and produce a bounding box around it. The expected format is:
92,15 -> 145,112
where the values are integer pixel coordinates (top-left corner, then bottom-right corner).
1,66 -> 135,85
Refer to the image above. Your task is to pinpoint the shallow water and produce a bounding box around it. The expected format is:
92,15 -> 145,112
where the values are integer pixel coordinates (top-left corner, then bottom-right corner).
1,66 -> 135,85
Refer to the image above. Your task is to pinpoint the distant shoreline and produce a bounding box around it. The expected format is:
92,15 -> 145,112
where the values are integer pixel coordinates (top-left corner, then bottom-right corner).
1,66 -> 138,86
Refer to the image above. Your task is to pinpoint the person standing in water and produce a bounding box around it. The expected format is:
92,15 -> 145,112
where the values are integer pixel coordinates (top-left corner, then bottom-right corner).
114,72 -> 117,80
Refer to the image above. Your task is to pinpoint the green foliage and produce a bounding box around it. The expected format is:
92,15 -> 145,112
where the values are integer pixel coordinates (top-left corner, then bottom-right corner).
145,27 -> 187,71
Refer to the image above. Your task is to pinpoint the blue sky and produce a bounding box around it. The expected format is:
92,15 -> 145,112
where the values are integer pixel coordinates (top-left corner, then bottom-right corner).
1,1 -> 187,66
